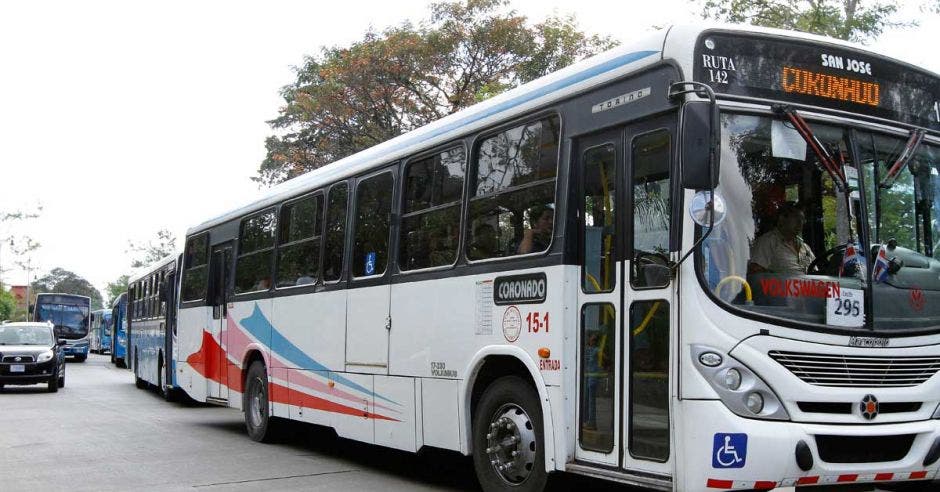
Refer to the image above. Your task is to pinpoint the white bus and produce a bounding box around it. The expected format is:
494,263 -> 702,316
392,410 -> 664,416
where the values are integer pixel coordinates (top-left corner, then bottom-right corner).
173,24 -> 940,491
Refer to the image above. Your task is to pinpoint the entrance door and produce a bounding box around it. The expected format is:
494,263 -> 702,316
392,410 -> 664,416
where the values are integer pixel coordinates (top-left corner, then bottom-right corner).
575,115 -> 676,477
345,168 -> 396,374
209,242 -> 234,400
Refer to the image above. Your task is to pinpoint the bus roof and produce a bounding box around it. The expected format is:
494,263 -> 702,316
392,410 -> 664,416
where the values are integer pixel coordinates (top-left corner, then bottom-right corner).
128,253 -> 179,283
35,293 -> 91,305
185,23 -> 936,237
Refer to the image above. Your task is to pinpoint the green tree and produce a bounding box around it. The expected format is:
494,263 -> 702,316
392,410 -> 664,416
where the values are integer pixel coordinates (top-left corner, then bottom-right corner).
0,205 -> 42,284
699,0 -> 913,42
31,268 -> 104,310
127,228 -> 177,268
105,274 -> 130,307
0,288 -> 15,321
257,0 -> 616,185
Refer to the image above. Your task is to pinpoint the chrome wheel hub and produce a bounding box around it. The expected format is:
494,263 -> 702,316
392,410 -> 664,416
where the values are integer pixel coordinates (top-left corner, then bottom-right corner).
249,377 -> 265,428
485,403 -> 536,484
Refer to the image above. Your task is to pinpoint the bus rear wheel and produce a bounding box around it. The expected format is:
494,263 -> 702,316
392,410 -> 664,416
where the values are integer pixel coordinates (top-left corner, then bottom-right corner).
243,361 -> 283,443
472,376 -> 547,492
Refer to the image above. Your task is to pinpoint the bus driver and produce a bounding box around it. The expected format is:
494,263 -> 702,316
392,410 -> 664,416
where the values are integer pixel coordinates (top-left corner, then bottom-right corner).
747,202 -> 815,275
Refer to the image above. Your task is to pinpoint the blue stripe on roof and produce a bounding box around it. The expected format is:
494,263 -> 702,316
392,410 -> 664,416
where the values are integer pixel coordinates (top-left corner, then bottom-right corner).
239,304 -> 400,406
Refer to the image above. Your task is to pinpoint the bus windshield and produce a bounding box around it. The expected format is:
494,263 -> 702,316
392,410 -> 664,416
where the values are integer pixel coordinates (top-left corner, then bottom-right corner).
699,113 -> 940,332
37,303 -> 90,339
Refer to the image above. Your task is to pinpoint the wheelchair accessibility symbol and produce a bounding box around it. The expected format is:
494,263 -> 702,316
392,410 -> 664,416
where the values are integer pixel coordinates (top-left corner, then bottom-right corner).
712,433 -> 747,469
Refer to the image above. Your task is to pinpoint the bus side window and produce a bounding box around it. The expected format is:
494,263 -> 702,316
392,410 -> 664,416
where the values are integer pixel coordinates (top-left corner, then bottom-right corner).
467,115 -> 560,260
277,193 -> 323,287
181,234 -> 208,302
235,210 -> 277,294
322,183 -> 348,282
353,172 -> 394,277
400,147 -> 465,270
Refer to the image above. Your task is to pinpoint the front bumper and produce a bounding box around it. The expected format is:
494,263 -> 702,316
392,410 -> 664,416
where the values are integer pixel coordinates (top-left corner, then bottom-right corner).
63,345 -> 88,357
680,400 -> 940,490
0,360 -> 58,386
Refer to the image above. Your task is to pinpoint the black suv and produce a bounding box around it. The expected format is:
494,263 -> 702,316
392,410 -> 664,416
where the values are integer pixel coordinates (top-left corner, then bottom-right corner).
0,322 -> 66,392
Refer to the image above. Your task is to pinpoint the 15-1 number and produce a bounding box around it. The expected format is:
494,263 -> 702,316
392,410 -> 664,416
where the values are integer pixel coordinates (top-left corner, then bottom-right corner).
526,312 -> 550,333
834,298 -> 860,317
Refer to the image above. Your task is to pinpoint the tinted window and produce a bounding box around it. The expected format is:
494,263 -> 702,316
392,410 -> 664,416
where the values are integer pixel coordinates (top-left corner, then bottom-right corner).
235,210 -> 277,294
322,183 -> 348,282
582,144 -> 617,293
182,234 -> 208,302
353,172 -> 394,277
631,130 -> 671,289
467,116 -> 560,260
400,147 -> 465,270
277,194 -> 323,287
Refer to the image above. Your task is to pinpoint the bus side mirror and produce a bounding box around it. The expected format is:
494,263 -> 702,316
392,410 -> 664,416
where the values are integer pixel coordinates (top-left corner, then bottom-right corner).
681,101 -> 720,190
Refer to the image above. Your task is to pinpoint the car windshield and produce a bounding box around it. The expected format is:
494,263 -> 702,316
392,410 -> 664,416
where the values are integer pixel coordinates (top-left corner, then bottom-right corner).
699,113 -> 940,332
0,326 -> 54,345
37,303 -> 90,339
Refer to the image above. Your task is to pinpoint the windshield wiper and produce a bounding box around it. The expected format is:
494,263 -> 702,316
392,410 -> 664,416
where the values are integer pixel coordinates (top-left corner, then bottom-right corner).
772,105 -> 848,193
879,129 -> 926,189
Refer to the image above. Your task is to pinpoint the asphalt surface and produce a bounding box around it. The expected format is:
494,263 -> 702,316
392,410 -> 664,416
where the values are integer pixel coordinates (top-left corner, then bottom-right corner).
0,354 -> 635,492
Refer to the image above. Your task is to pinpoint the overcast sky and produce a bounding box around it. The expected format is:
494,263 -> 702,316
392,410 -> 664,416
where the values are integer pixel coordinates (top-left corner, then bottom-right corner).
0,0 -> 937,294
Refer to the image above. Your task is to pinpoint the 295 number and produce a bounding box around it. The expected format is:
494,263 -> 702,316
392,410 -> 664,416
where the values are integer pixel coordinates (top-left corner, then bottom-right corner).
834,298 -> 861,317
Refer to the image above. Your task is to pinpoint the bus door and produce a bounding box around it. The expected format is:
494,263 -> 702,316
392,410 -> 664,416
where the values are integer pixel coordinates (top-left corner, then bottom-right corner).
164,269 -> 178,389
345,167 -> 396,374
209,242 -> 235,400
575,116 -> 676,477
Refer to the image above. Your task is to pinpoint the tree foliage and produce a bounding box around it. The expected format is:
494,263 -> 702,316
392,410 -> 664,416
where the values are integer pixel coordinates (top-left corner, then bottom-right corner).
105,274 -> 129,307
0,205 -> 42,283
31,267 -> 104,310
127,228 -> 177,269
0,288 -> 15,321
700,0 -> 911,42
257,0 -> 616,185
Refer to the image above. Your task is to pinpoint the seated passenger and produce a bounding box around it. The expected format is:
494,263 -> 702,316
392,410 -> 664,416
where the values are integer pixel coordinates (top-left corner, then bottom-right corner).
469,223 -> 498,259
518,204 -> 554,254
748,202 -> 815,275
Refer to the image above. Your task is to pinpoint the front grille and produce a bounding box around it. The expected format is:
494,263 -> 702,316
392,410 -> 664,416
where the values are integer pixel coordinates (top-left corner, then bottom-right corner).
797,401 -> 921,414
770,351 -> 940,387
1,355 -> 35,363
815,434 -> 914,463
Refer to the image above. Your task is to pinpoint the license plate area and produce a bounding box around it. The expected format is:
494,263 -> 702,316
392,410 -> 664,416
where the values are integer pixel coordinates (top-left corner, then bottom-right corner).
10,364 -> 25,373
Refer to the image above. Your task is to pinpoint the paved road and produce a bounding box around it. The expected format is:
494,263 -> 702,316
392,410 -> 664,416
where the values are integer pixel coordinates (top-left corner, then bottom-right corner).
0,354 -> 634,492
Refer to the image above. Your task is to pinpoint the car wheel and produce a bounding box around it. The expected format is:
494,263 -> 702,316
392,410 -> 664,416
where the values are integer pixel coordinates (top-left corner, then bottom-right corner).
47,375 -> 59,393
75,355 -> 87,363
58,374 -> 65,388
243,360 -> 283,442
471,376 -> 547,492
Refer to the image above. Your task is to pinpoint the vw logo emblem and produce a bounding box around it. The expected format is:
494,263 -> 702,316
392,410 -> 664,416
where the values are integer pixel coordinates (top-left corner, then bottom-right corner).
860,394 -> 879,420
14,356 -> 21,362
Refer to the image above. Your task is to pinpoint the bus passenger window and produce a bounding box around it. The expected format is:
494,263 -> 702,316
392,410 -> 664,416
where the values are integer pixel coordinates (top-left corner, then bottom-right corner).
181,234 -> 208,302
235,210 -> 277,294
631,130 -> 671,289
467,116 -> 560,260
353,172 -> 393,277
277,194 -> 323,287
322,183 -> 348,282
582,144 -> 616,293
400,147 -> 465,270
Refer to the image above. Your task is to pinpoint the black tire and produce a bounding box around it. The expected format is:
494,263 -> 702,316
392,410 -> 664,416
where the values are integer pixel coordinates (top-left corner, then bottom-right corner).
472,376 -> 548,492
110,350 -> 115,364
75,355 -> 86,363
243,360 -> 283,442
58,374 -> 65,388
47,375 -> 58,393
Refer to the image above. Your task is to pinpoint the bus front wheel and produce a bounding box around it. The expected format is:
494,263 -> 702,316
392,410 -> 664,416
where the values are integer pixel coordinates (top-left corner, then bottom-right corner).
472,376 -> 547,492
243,361 -> 283,443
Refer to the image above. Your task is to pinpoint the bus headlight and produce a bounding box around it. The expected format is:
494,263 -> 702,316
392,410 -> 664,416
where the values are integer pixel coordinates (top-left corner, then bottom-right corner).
37,350 -> 54,363
691,344 -> 789,421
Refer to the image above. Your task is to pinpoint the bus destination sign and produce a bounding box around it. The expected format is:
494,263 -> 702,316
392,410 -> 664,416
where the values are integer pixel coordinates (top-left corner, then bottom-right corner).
693,32 -> 940,131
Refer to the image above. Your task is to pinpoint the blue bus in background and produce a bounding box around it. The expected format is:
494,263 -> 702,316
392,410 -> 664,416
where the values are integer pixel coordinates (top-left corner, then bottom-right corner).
128,254 -> 180,400
110,293 -> 128,367
33,293 -> 91,362
89,309 -> 112,354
